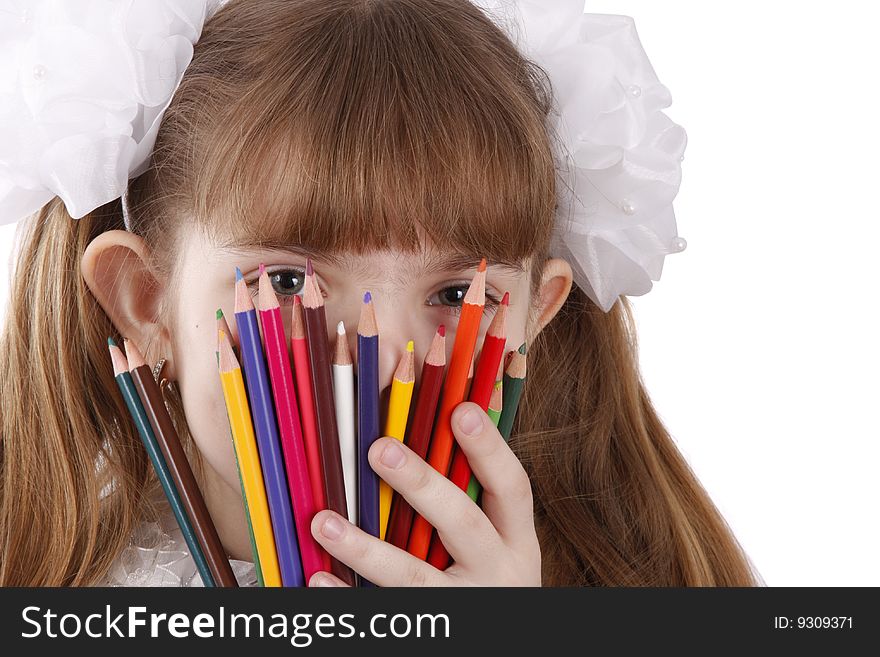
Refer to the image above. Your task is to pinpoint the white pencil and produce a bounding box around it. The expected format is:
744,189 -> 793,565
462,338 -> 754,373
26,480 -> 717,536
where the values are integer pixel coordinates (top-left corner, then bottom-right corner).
332,320 -> 357,525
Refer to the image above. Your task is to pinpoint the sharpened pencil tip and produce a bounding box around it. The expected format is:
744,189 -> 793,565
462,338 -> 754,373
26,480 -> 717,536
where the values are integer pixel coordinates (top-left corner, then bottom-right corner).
337,320 -> 346,335
518,342 -> 526,354
216,308 -> 223,320
107,336 -> 116,347
501,291 -> 510,305
259,263 -> 266,276
306,257 -> 313,276
235,266 -> 243,281
478,257 -> 487,272
406,340 -> 414,352
364,290 -> 371,304
438,324 -> 445,337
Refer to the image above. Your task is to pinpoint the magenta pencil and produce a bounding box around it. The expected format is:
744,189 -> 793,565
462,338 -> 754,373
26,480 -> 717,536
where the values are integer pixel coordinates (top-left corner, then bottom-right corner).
257,265 -> 324,582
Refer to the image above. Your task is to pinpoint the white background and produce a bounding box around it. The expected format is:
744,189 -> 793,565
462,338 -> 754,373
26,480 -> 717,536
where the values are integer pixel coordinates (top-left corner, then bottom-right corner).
1,1 -> 878,585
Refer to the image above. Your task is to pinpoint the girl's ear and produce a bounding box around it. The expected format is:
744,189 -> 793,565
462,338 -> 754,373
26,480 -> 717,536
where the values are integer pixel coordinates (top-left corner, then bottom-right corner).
81,229 -> 175,379
527,257 -> 574,343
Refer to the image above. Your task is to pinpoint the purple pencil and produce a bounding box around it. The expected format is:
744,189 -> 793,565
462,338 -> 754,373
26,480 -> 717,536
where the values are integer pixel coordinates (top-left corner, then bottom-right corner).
234,267 -> 303,587
357,292 -> 380,587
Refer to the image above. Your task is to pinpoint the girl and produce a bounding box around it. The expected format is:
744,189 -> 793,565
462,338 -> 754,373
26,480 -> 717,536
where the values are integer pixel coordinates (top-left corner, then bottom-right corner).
0,0 -> 761,586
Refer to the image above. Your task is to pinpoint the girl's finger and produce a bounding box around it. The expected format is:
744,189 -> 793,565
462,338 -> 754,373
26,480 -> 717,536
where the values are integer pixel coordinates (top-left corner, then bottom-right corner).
448,401 -> 537,552
310,509 -> 448,587
308,571 -> 351,587
368,435 -> 504,569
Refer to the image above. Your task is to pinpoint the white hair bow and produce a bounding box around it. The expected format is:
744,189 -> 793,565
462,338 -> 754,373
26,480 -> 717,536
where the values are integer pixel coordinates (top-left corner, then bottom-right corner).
0,0 -> 687,313
472,1 -> 688,311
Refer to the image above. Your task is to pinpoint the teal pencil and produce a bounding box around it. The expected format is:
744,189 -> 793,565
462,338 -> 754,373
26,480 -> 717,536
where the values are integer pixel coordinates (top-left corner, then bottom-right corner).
108,337 -> 216,587
497,342 -> 527,442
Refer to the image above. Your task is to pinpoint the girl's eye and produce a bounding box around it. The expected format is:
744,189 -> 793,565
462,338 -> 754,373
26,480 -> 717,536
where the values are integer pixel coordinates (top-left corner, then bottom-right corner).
426,284 -> 501,317
246,267 -> 306,299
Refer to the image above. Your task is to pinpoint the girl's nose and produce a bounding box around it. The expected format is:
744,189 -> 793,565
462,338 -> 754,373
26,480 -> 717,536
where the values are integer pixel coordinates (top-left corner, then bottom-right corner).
331,299 -> 426,393
334,304 -> 423,436
352,319 -> 422,393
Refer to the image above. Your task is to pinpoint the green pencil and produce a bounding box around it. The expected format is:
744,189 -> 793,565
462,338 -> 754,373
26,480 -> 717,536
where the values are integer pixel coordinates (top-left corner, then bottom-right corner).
468,342 -> 527,505
108,337 -> 216,587
466,378 -> 503,502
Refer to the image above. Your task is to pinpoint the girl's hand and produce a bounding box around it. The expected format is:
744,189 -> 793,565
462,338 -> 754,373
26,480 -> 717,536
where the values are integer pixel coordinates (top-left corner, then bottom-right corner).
308,401 -> 541,586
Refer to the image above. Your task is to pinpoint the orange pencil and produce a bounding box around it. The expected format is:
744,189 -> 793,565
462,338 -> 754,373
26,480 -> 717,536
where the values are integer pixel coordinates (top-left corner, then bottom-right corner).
407,258 -> 486,560
428,293 -> 509,568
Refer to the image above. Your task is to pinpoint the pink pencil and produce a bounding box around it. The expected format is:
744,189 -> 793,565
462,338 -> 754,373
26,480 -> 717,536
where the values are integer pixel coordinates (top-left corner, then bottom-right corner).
291,293 -> 332,572
257,265 -> 324,581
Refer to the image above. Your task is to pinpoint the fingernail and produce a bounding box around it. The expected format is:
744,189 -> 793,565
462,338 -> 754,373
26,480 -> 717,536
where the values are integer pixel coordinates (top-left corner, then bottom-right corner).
310,573 -> 339,587
320,514 -> 345,541
379,439 -> 406,469
458,407 -> 482,436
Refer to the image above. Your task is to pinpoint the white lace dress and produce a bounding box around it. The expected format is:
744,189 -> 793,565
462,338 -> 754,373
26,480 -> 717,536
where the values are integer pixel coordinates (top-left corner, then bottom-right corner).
95,500 -> 259,587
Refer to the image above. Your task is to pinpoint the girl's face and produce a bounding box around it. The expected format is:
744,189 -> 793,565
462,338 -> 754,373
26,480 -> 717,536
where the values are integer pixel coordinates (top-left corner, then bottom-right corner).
83,222 -> 572,560
173,224 -> 532,487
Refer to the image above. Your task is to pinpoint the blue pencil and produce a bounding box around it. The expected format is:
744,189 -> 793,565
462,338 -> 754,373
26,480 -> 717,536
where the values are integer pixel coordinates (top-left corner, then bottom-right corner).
233,267 -> 303,587
357,292 -> 380,587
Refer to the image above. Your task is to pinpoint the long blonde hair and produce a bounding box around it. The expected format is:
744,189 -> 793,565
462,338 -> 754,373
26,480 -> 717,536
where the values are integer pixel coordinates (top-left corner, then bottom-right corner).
0,0 -> 760,586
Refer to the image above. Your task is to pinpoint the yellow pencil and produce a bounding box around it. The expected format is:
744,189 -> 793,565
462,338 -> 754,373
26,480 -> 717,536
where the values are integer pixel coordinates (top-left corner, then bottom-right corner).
217,329 -> 282,587
379,340 -> 415,540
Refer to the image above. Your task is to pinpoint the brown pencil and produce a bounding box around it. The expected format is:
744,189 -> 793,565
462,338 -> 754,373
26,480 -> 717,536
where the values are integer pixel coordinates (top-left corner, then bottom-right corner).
124,339 -> 238,587
302,258 -> 356,586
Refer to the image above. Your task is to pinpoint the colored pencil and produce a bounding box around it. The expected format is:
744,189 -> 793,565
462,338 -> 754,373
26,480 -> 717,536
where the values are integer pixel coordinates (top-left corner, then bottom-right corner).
467,377 -> 503,501
407,258 -> 486,560
217,307 -> 238,351
124,339 -> 238,587
427,377 -> 503,569
464,345 -> 524,503
216,311 -> 264,586
218,330 -> 282,587
257,265 -> 325,583
498,342 -> 528,442
356,291 -> 380,544
234,267 -> 303,587
302,258 -> 356,586
108,338 -> 215,587
464,345 -> 526,511
386,325 -> 446,550
487,378 -> 503,425
291,294 -> 331,572
447,291 -> 509,493
379,341 -> 415,540
332,321 -> 357,526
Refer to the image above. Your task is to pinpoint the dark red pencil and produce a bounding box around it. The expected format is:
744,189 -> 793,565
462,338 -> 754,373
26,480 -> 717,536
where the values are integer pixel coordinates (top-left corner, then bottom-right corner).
386,325 -> 447,550
302,258 -> 356,586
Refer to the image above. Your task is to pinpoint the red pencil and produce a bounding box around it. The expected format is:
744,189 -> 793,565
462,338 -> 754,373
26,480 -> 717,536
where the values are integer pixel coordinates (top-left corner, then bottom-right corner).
302,258 -> 356,586
291,294 -> 331,571
427,292 -> 509,568
385,325 -> 447,550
